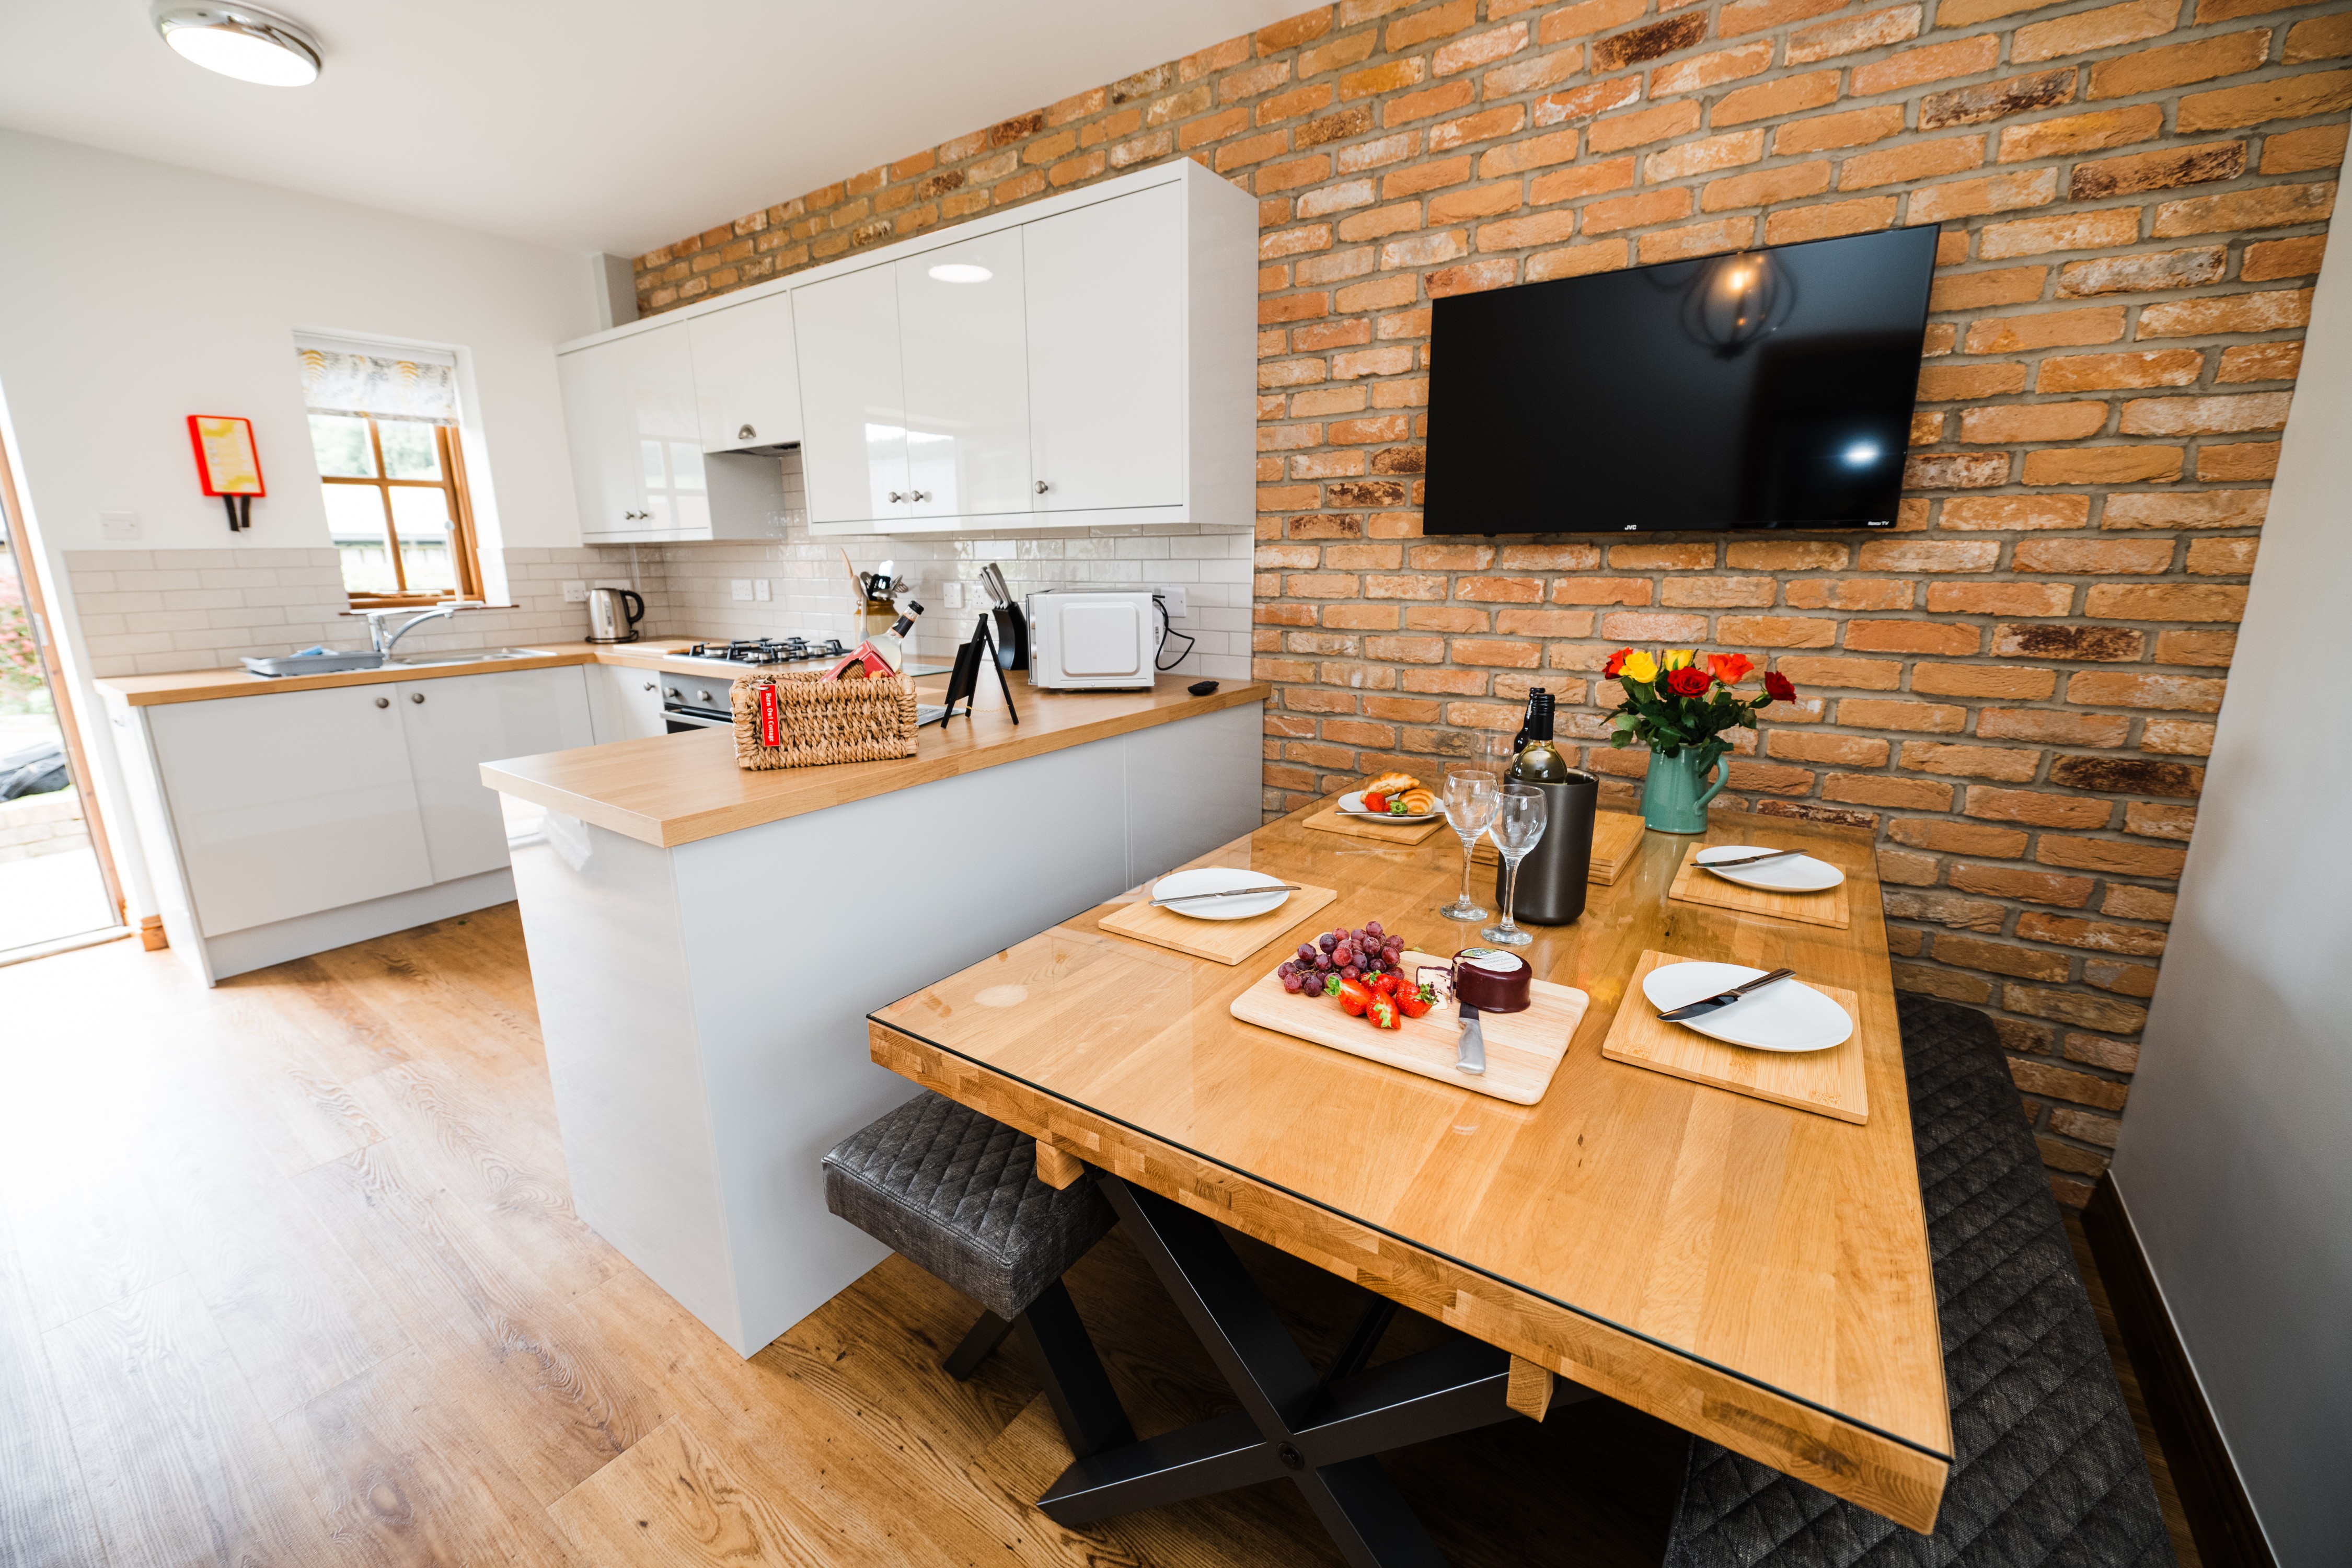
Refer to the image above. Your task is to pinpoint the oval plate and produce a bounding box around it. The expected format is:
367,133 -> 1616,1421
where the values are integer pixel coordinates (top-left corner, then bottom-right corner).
1640,960 -> 1854,1054
1338,790 -> 1442,825
1694,844 -> 1846,893
1150,867 -> 1291,921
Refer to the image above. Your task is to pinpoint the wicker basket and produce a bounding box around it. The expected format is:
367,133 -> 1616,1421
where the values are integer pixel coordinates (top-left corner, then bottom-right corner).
731,670 -> 918,770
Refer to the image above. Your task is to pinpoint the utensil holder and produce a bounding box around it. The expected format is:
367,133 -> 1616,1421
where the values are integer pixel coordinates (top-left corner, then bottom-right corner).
1495,773 -> 1597,925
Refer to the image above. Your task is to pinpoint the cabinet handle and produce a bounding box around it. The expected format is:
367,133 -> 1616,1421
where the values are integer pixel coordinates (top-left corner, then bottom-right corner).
643,681 -> 657,691
737,424 -> 756,441
910,489 -> 930,502
410,692 -> 425,704
888,491 -> 905,504
375,696 -> 390,709
1035,480 -> 1050,494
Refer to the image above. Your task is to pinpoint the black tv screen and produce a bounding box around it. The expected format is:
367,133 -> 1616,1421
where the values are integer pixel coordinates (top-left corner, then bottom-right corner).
1423,225 -> 1938,533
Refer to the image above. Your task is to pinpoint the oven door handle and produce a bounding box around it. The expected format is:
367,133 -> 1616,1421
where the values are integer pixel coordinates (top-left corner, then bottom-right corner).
664,707 -> 735,732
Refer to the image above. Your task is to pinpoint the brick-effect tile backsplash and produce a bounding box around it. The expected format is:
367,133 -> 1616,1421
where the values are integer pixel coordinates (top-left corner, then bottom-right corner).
635,0 -> 2348,1204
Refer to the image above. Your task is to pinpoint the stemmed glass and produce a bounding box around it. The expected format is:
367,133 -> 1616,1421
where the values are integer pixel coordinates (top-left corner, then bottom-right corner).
1482,783 -> 1549,948
1439,767 -> 1501,922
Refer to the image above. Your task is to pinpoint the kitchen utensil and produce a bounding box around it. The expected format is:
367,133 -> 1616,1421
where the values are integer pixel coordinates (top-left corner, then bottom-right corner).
1655,967 -> 1796,1022
1456,1001 -> 1486,1077
1694,845 -> 1846,892
1439,768 -> 1501,922
1101,881 -> 1338,965
1481,783 -> 1548,948
1602,952 -> 1867,1123
1338,790 -> 1442,825
1492,771 -> 1596,926
1642,960 -> 1853,1054
1146,868 -> 1291,921
1228,946 -> 1589,1106
1150,883 -> 1306,906
1667,846 -> 1853,930
979,562 -> 1012,608
1692,847 -> 1803,870
584,586 -> 645,644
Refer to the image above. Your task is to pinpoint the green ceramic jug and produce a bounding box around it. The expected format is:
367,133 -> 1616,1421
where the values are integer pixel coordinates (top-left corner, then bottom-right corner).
1642,744 -> 1727,834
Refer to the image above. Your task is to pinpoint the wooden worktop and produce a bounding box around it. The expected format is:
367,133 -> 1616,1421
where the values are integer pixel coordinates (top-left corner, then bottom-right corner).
479,677 -> 1269,848
90,639 -> 730,707
870,806 -> 1952,1530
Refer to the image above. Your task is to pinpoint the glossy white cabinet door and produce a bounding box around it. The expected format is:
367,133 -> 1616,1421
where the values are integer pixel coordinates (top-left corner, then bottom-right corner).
898,229 -> 1031,518
398,668 -> 595,883
558,324 -> 705,541
689,293 -> 803,452
793,264 -> 909,526
1024,182 -> 1185,513
586,664 -> 668,743
148,687 -> 434,938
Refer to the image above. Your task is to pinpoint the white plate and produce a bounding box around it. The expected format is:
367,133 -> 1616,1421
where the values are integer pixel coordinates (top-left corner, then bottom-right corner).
1694,844 -> 1846,893
1641,961 -> 1854,1054
1338,790 -> 1442,824
1150,867 -> 1291,921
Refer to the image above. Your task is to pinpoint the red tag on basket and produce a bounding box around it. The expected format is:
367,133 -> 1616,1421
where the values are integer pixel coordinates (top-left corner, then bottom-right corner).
758,683 -> 780,748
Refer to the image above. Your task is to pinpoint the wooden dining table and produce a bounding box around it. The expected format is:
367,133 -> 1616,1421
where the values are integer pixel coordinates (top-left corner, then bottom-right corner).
867,794 -> 1951,1564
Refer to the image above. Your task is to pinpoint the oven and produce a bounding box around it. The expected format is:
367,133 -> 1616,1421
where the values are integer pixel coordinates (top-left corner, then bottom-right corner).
661,678 -> 736,734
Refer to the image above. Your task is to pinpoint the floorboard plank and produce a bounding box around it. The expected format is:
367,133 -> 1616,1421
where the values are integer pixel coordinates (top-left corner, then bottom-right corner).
549,1413 -> 829,1568
0,1209 -> 106,1568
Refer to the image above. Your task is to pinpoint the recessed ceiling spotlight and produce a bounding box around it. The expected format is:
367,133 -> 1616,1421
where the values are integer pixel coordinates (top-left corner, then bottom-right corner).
152,3 -> 322,86
927,262 -> 992,284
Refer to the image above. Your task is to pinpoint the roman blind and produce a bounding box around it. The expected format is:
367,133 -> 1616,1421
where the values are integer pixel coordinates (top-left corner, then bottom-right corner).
294,335 -> 459,424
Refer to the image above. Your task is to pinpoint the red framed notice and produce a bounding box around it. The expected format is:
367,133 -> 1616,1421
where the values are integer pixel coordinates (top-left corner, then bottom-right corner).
187,414 -> 265,497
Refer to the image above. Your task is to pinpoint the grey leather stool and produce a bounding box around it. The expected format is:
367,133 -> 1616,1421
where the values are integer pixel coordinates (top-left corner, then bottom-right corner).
823,1089 -> 1134,1458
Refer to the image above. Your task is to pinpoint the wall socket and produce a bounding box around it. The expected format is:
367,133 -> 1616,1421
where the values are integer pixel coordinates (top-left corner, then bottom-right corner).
99,511 -> 140,541
940,581 -> 965,609
561,580 -> 589,603
1151,584 -> 1188,620
755,580 -> 771,601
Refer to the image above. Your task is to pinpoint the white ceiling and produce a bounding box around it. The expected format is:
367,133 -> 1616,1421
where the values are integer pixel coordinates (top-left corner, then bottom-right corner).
0,0 -> 1301,257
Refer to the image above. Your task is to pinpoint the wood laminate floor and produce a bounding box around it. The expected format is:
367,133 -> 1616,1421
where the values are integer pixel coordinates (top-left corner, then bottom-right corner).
0,910 -> 2190,1567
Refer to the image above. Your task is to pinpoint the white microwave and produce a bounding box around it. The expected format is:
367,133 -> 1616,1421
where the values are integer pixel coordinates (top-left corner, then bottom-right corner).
1024,591 -> 1159,690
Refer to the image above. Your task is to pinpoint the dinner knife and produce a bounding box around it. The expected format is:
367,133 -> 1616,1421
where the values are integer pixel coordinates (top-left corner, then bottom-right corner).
1456,1000 -> 1486,1077
1697,848 -> 1805,870
1147,884 -> 1304,907
1656,967 -> 1796,1023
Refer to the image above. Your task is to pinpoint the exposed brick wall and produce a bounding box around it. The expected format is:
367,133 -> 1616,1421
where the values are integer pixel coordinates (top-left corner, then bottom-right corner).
632,0 -> 2348,1203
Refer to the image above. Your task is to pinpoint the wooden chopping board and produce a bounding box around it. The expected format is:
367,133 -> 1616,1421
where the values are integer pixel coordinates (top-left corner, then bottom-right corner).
1666,844 -> 1852,929
1599,949 -> 1867,1124
1230,949 -> 1588,1105
1474,809 -> 1645,885
1100,884 -> 1338,965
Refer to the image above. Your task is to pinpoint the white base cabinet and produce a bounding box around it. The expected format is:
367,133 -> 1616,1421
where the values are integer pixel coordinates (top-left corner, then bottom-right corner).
586,664 -> 668,742
109,665 -> 595,983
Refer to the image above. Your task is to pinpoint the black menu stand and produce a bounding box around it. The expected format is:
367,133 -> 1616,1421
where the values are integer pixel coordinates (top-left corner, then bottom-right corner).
937,618 -> 1020,728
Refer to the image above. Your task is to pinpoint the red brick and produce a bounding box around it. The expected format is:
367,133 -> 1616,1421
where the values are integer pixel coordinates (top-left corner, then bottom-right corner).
1912,663 -> 2058,699
2021,446 -> 2184,484
1920,67 -> 2075,130
1768,731 -> 1892,766
1959,402 -> 2111,444
1436,22 -> 1531,76
1638,218 -> 1757,262
1929,268 -> 2045,312
1845,619 -> 1982,655
2015,0 -> 2177,64
1774,105 -> 1907,155
1980,209 -> 2146,260
1661,576 -> 1777,607
2155,628 -> 2239,665
1646,131 -> 1768,181
1532,77 -> 1644,128
1998,106 -> 2166,162
1714,71 -> 1842,127
2216,342 -> 2304,383
1964,307 -> 2126,352
1588,101 -> 1705,153
1950,862 -> 2095,905
1654,43 -> 1776,97
1789,6 -> 1924,64
2178,72 -> 2352,133
1704,162 -> 1835,211
2038,837 -> 2187,878
2186,535 -> 2261,573
2089,29 -> 2271,100
2137,289 -> 2313,337
2152,181 -> 2337,236
1824,774 -> 1957,809
1927,581 -> 2075,616
2012,538 -> 2175,574
1719,615 -> 1839,647
1774,655 -> 1905,690
2117,393 -> 2291,437
1977,707 -> 2134,746
1852,36 -> 2000,96
2085,583 -> 2247,623
2263,123 -> 2349,175
1842,700 -> 1969,733
2066,671 -> 2227,711
1940,937 -> 2072,982
1529,159 -> 1640,205
1716,0 -> 1847,34
2197,443 -> 2279,481
2036,350 -> 2203,392
2100,489 -> 2269,529
1765,198 -> 1898,245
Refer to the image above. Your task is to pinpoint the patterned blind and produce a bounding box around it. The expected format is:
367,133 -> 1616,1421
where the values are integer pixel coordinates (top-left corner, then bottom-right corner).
295,340 -> 458,424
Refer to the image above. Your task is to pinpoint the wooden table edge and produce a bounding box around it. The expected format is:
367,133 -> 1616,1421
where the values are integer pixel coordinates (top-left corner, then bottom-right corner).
868,1019 -> 1951,1535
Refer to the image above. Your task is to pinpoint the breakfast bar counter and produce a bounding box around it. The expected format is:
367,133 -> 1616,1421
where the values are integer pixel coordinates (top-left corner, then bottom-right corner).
482,676 -> 1267,1357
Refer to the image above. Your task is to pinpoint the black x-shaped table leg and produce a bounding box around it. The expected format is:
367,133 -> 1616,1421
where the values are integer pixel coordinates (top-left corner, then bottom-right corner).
1039,1175 -> 1551,1568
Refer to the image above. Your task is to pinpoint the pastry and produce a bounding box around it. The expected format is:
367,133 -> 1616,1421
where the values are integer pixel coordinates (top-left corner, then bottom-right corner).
1362,770 -> 1419,797
1397,787 -> 1437,815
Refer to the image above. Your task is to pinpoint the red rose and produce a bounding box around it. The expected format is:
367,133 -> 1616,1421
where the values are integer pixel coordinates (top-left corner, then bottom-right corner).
1665,665 -> 1711,698
1603,648 -> 1631,678
1763,671 -> 1796,703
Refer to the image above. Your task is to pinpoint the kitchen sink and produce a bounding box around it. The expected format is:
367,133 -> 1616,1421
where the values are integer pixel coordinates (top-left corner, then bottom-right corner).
382,647 -> 556,668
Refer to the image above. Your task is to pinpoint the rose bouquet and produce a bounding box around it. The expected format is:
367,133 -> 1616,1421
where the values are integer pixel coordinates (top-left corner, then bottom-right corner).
1601,649 -> 1797,831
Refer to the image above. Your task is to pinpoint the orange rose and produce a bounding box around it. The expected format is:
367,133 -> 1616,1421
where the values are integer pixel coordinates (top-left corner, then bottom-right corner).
1707,653 -> 1754,686
1603,648 -> 1632,678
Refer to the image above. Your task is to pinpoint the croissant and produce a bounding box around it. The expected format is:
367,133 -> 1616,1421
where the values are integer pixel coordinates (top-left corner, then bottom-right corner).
1362,770 -> 1420,797
1398,787 -> 1437,815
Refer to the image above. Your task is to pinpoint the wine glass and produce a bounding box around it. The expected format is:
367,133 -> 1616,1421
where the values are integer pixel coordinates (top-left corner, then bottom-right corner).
1439,767 -> 1501,922
1482,783 -> 1549,947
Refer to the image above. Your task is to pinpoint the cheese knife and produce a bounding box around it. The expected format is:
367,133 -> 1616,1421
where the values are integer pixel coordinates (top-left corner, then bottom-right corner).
1656,967 -> 1796,1023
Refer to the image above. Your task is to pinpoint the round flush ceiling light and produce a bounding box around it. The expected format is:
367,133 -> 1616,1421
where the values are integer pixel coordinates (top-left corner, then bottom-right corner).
927,262 -> 992,284
152,3 -> 322,86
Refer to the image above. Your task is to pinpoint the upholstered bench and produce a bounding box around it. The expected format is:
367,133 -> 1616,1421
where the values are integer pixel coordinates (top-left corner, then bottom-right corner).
1664,996 -> 2176,1568
823,1089 -> 1133,1458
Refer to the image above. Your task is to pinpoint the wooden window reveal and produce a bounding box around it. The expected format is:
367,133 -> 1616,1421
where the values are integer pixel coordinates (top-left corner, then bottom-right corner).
313,414 -> 483,608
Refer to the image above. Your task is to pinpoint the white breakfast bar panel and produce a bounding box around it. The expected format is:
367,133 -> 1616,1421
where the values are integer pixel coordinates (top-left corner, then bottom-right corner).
501,697 -> 1261,1356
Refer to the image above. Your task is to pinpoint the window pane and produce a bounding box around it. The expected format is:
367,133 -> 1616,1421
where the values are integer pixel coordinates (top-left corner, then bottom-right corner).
388,486 -> 456,595
323,483 -> 397,594
377,419 -> 442,481
309,414 -> 375,478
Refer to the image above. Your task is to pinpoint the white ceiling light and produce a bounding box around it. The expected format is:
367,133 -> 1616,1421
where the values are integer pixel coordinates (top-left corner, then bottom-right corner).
927,262 -> 992,284
152,3 -> 322,86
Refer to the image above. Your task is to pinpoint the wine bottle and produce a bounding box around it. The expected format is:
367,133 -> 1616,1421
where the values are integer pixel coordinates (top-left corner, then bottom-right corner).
1509,688 -> 1537,754
1507,689 -> 1571,784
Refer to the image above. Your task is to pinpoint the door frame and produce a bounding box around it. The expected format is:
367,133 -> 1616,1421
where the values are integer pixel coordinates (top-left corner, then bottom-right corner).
0,431 -> 129,930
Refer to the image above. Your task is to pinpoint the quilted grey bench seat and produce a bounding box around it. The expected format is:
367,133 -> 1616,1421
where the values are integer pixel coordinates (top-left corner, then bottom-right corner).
1664,996 -> 2175,1568
824,1089 -> 1132,1457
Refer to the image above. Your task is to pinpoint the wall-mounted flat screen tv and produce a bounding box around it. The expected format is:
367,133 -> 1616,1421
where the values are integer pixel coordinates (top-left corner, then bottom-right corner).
1422,225 -> 1939,534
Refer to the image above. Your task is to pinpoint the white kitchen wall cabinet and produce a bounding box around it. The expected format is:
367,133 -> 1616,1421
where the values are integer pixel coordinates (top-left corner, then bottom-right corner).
397,667 -> 594,882
793,263 -> 910,528
143,685 -> 435,939
897,227 -> 1032,521
586,664 -> 668,742
690,292 -> 802,452
555,160 -> 1254,541
558,320 -> 786,543
1022,182 -> 1184,515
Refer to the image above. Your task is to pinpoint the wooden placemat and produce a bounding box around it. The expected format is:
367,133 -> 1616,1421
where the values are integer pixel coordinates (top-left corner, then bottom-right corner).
1303,802 -> 1447,846
1667,844 -> 1852,929
1100,883 -> 1338,965
1474,809 -> 1645,886
1600,950 -> 1866,1124
1230,949 -> 1588,1105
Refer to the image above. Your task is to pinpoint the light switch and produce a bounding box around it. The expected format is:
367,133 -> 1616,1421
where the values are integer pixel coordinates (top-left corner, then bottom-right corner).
99,511 -> 140,541
561,580 -> 589,603
941,581 -> 965,609
754,580 -> 771,602
1154,585 -> 1188,620
731,579 -> 753,601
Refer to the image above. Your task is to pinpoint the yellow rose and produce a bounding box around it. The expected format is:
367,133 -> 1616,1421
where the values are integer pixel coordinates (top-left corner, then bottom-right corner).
1663,649 -> 1695,670
1621,650 -> 1658,684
